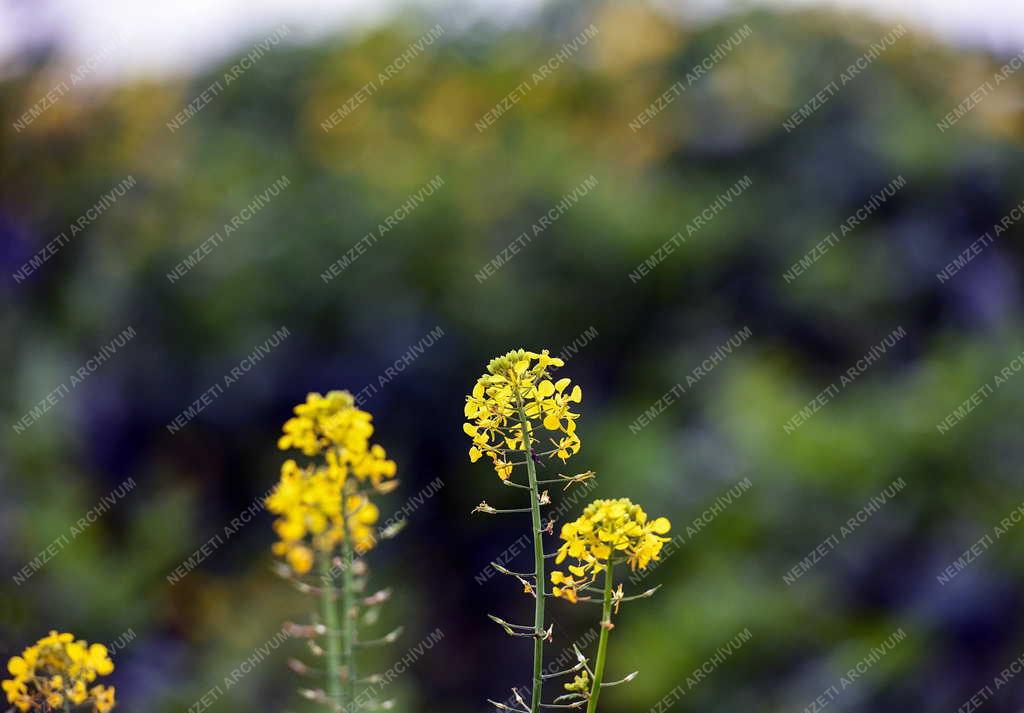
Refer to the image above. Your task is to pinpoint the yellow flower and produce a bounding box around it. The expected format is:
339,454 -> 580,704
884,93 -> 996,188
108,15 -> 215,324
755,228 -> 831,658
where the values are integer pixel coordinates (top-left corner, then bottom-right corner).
464,349 -> 582,479
2,631 -> 115,712
268,460 -> 384,572
285,545 -> 315,575
277,392 -> 397,488
7,658 -> 27,678
91,685 -> 115,713
69,681 -> 88,705
550,570 -> 582,603
88,646 -> 113,677
269,392 -> 396,574
550,498 -> 670,602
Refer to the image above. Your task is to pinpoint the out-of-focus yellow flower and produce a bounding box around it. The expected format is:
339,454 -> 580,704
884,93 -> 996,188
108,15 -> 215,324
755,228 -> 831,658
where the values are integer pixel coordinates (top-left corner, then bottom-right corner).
91,685 -> 115,713
550,498 -> 670,602
277,392 -> 397,488
284,544 -> 315,575
69,680 -> 88,705
268,460 -> 384,573
269,391 -> 395,574
2,631 -> 115,712
464,349 -> 582,479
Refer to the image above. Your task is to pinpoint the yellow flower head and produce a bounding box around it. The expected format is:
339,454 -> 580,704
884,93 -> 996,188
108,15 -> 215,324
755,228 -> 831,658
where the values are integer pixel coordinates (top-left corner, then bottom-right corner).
270,391 -> 395,574
278,392 -> 397,486
464,349 -> 582,479
3,631 -> 115,712
550,498 -> 670,602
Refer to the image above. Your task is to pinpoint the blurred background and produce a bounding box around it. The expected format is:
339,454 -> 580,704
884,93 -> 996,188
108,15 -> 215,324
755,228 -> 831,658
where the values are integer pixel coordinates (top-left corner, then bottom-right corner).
3,0 -> 1024,711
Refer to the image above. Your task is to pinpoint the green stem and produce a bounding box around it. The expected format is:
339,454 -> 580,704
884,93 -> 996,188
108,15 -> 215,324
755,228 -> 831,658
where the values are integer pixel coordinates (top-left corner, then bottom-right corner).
586,564 -> 615,713
341,486 -> 357,711
516,400 -> 545,713
319,553 -> 343,709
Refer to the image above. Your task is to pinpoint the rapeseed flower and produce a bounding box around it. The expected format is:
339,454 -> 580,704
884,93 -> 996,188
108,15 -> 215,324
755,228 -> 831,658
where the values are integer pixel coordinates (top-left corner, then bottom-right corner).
267,460 -> 381,573
268,391 -> 395,574
464,349 -> 582,479
551,498 -> 670,603
3,631 -> 115,712
467,349 -> 592,713
549,499 -> 670,713
277,391 -> 397,486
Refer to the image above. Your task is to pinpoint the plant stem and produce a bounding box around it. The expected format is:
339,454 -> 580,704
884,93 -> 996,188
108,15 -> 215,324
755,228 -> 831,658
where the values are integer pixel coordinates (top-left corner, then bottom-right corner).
341,486 -> 357,711
516,400 -> 546,713
319,552 -> 343,710
586,564 -> 615,713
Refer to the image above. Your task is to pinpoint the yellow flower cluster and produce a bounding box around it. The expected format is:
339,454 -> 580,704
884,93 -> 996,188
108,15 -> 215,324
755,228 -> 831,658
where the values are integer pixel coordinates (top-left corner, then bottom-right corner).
551,498 -> 670,603
267,460 -> 382,573
269,391 -> 396,574
464,349 -> 582,479
277,391 -> 397,486
3,631 -> 115,713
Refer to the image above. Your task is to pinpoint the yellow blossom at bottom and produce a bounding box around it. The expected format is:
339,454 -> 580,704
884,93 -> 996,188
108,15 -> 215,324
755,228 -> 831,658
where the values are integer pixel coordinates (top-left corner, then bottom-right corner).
3,631 -> 115,712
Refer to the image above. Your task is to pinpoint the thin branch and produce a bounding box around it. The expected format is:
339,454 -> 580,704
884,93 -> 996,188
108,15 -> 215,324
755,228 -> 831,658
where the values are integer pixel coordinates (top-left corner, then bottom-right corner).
354,627 -> 403,647
541,660 -> 586,680
601,671 -> 638,687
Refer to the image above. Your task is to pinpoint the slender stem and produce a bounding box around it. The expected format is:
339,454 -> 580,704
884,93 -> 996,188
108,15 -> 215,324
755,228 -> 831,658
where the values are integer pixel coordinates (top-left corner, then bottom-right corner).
516,398 -> 545,713
341,483 -> 357,711
586,564 -> 615,713
319,553 -> 343,709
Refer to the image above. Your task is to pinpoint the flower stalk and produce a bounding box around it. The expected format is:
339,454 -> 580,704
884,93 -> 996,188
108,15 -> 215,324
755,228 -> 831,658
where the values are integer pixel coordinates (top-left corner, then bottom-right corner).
516,400 -> 546,713
585,564 -> 615,713
319,553 -> 343,709
340,487 -> 357,709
